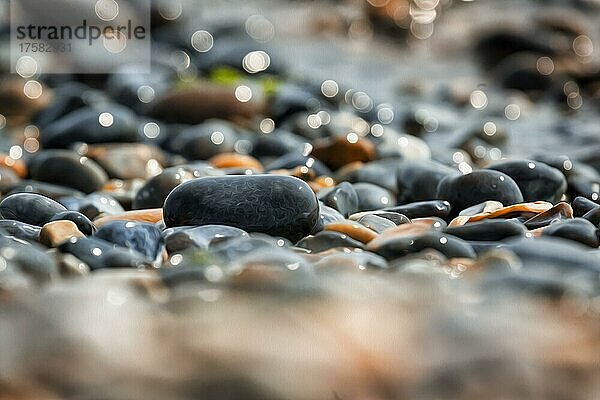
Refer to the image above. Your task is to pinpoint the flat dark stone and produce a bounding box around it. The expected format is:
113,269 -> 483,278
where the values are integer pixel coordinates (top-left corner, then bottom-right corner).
0,220 -> 41,242
296,231 -> 366,253
444,219 -> 526,241
371,232 -> 476,260
541,218 -> 599,248
163,224 -> 248,253
58,236 -> 150,270
163,175 -> 319,242
384,200 -> 451,219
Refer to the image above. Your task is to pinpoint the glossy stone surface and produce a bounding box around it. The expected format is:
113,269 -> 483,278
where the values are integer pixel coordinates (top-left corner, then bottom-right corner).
163,225 -> 248,253
94,221 -> 165,261
58,237 -> 151,270
444,219 -> 526,241
573,196 -> 600,217
541,218 -> 599,248
77,193 -> 125,220
437,170 -> 524,216
0,220 -> 41,242
163,175 -> 319,242
296,231 -> 366,253
41,105 -> 138,148
384,200 -> 452,220
317,182 -> 359,218
132,167 -> 194,210
39,220 -> 85,248
49,211 -> 96,236
352,183 -> 395,212
0,193 -> 67,226
397,160 -> 459,203
488,160 -> 567,203
369,232 -> 476,260
355,214 -> 396,233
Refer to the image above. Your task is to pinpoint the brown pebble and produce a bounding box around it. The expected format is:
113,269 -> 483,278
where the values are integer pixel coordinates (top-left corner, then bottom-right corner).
209,153 -> 264,171
449,201 -> 553,226
312,136 -> 375,170
84,143 -> 166,180
93,208 -> 163,228
324,221 -> 378,244
40,220 -> 85,247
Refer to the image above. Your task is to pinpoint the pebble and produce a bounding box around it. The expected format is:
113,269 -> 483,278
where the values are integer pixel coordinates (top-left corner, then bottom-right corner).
355,214 -> 396,233
541,218 -> 599,248
28,150 -> 108,194
39,220 -> 85,248
397,160 -> 459,204
93,208 -> 164,228
384,200 -> 452,220
169,121 -> 238,160
0,220 -> 41,242
323,221 -> 378,244
349,211 -> 410,225
311,135 -> 375,170
437,170 -> 524,217
317,182 -> 359,218
41,105 -> 138,148
523,202 -> 573,229
487,160 -> 567,203
572,196 -> 600,217
296,231 -> 366,253
208,153 -> 263,171
444,219 -> 527,242
163,225 -> 248,253
352,182 -> 396,212
94,221 -> 165,261
84,143 -> 166,180
77,193 -> 125,220
58,236 -> 151,270
132,167 -> 194,210
0,193 -> 67,226
163,175 -> 319,242
48,211 -> 96,236
369,232 -> 476,260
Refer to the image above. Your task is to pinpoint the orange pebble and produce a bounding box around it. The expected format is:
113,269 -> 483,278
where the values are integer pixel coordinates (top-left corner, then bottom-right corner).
93,208 -> 163,228
209,153 -> 263,171
324,221 -> 378,244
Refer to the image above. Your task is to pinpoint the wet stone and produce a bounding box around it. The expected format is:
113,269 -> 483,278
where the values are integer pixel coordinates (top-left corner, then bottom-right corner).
0,193 -> 67,226
311,135 -> 375,171
541,218 -> 600,248
93,208 -> 163,228
355,214 -> 396,233
315,202 -> 345,230
296,231 -> 366,253
334,160 -> 398,193
458,201 -> 504,217
84,143 -> 166,180
266,152 -> 332,177
77,193 -> 125,220
524,202 -> 573,229
168,120 -> 238,160
369,232 -> 476,261
41,105 -> 138,148
163,225 -> 248,253
352,183 -> 396,212
317,182 -> 359,218
436,170 -> 524,217
323,221 -> 378,244
349,211 -> 410,226
582,207 -> 600,227
28,150 -> 109,194
444,219 -> 527,242
6,180 -> 84,201
0,220 -> 41,242
58,236 -> 151,270
396,160 -> 459,204
94,221 -> 165,262
132,167 -> 194,210
313,251 -> 388,273
488,160 -> 567,203
163,175 -> 319,242
208,153 -> 264,171
573,196 -> 600,217
39,220 -> 85,248
384,200 -> 452,220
